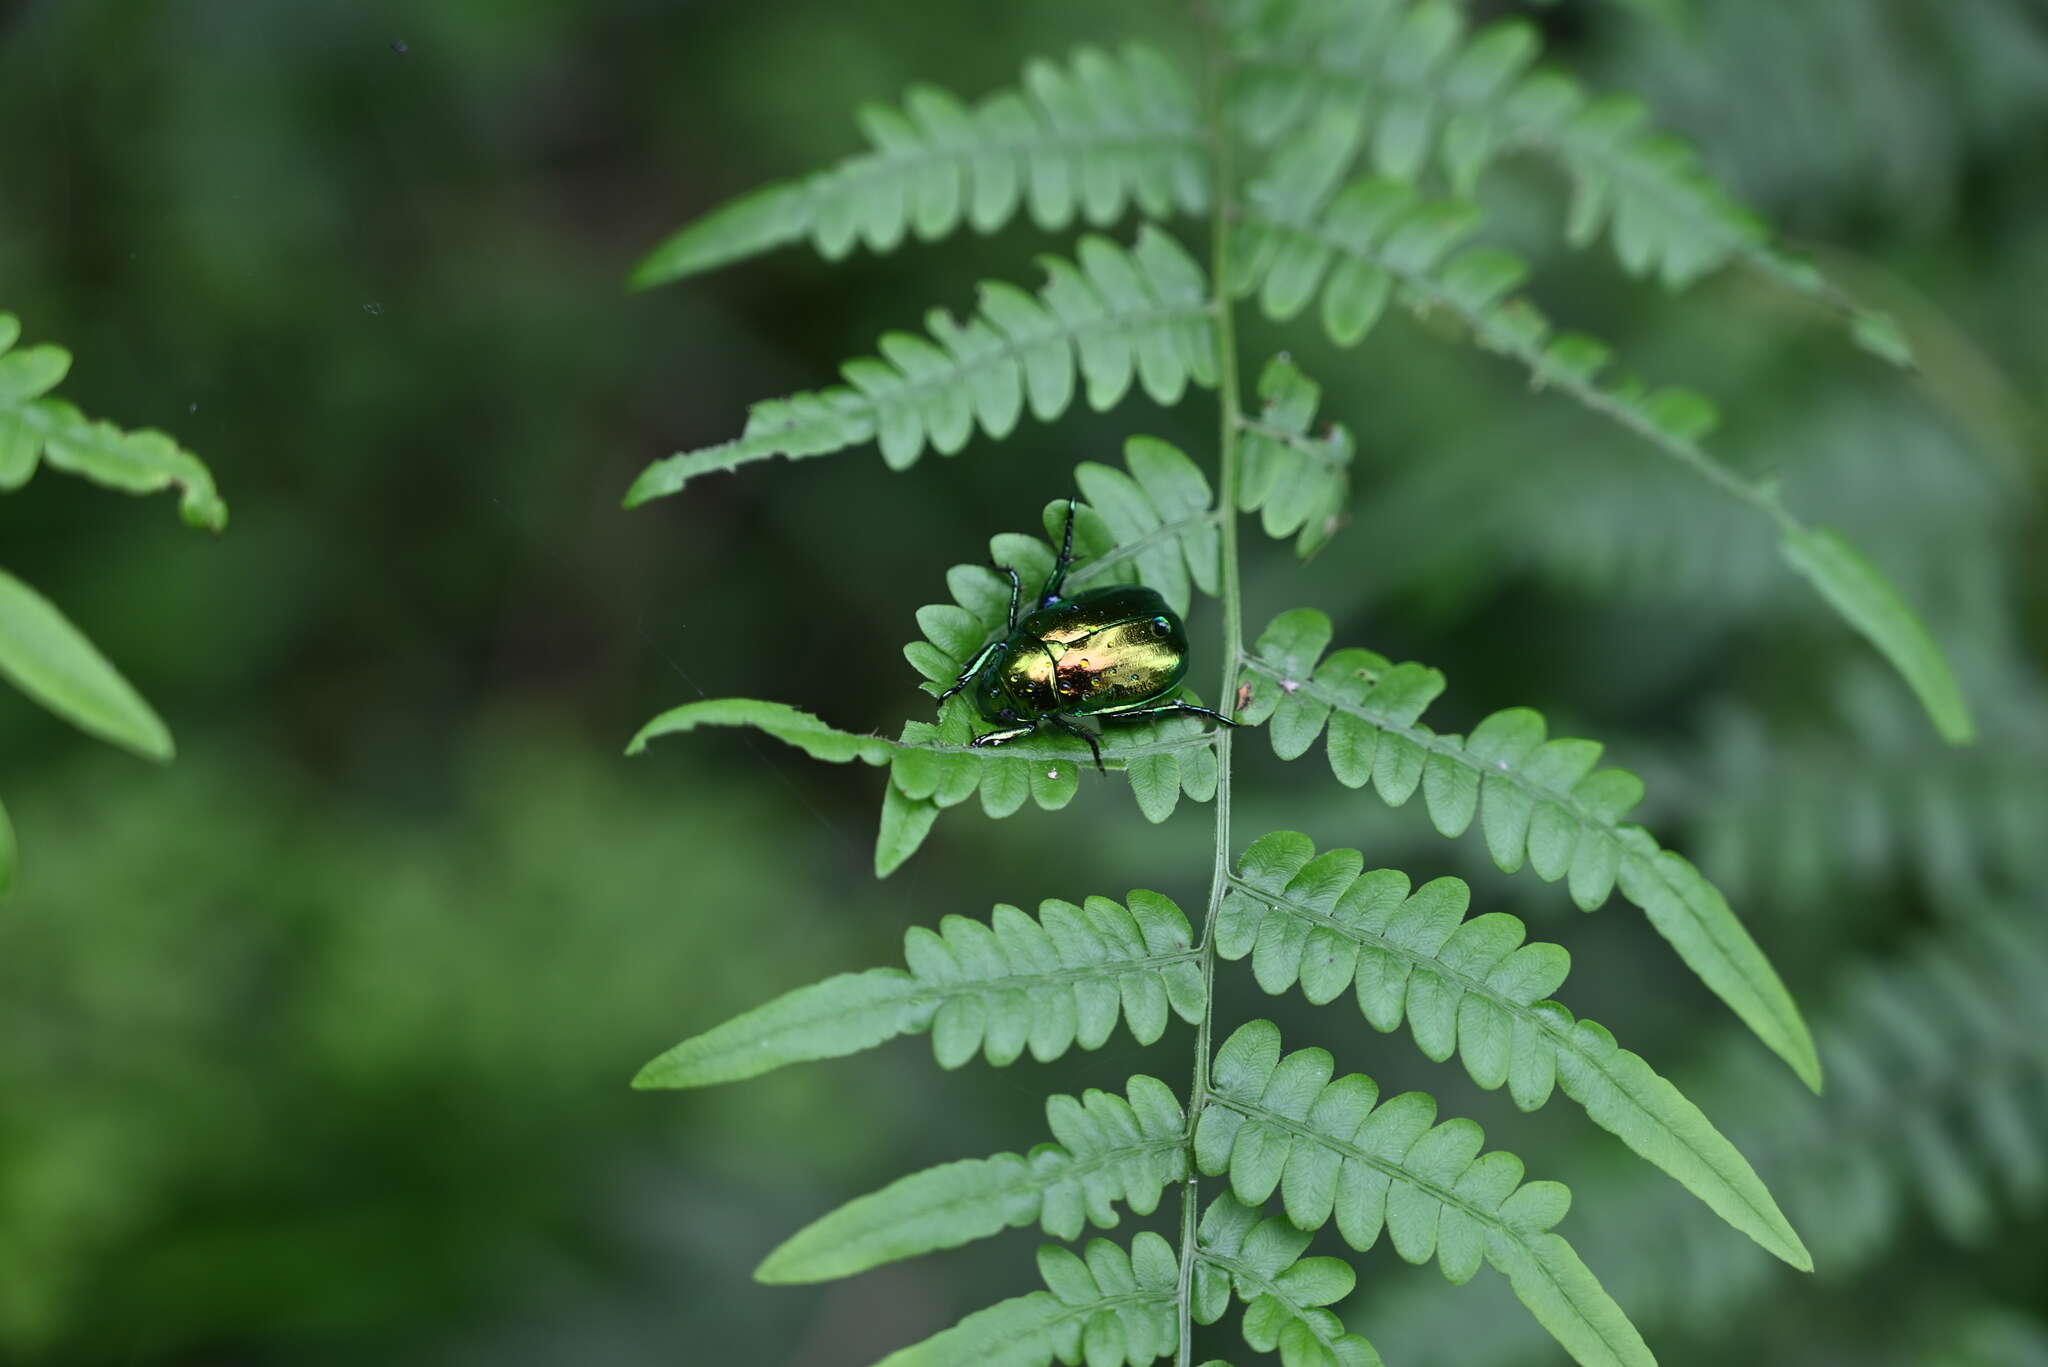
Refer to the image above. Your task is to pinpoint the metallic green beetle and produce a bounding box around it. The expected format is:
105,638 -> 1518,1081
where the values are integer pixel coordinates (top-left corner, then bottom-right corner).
937,501 -> 1238,772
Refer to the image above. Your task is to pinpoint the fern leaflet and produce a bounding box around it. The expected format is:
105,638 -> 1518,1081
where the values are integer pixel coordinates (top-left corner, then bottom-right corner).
0,314 -> 226,789
759,1074 -> 1188,1283
0,313 -> 227,531
1195,1194 -> 1383,1367
1218,829 -> 1809,1268
1223,140 -> 1970,743
1237,606 -> 1820,1088
1238,354 -> 1352,556
632,46 -> 1207,288
624,228 -> 1217,504
633,891 -> 1203,1088
1199,1020 -> 1652,1367
877,1232 -> 1183,1367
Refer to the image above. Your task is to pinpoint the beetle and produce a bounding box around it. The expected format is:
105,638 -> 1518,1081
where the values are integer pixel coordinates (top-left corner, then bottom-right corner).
936,499 -> 1238,772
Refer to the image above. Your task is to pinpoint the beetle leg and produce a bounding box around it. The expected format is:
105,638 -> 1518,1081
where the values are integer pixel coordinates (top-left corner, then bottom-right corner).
1037,498 -> 1079,606
968,723 -> 1036,748
1047,713 -> 1106,774
995,564 -> 1024,631
937,641 -> 1003,708
1098,700 -> 1243,728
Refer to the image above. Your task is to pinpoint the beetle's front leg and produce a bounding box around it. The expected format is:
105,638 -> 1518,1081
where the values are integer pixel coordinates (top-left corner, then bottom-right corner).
937,641 -> 1004,708
997,564 -> 1024,631
1037,499 -> 1079,606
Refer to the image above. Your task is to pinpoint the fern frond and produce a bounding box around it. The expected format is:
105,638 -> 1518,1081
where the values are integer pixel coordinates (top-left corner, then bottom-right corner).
624,227 -> 1216,504
1236,607 -> 1820,1090
760,1074 -> 1187,1283
877,1232 -> 1182,1367
1199,1020 -> 1653,1367
1194,1193 -> 1384,1367
0,313 -> 227,531
1692,669 -> 2048,914
1218,0 -> 1910,361
1238,354 -> 1353,557
1224,152 -> 1970,742
632,891 -> 1202,1088
631,46 -> 1206,289
1217,829 -> 1808,1268
1366,909 -> 2048,1365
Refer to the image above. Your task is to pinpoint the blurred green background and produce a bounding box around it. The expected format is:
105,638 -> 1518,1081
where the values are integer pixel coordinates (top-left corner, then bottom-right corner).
2,0 -> 2045,1363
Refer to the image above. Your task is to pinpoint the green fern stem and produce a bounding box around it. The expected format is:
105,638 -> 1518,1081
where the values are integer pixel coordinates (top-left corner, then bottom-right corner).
1179,21 -> 1249,1366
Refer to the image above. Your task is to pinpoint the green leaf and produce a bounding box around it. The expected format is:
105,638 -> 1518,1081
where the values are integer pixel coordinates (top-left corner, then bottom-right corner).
1196,1193 -> 1386,1367
1780,526 -> 1974,745
626,697 -> 897,763
636,894 -> 1202,1087
758,1075 -> 1186,1282
1237,354 -> 1353,557
1239,613 -> 1821,1091
632,969 -> 925,1088
1220,831 -> 1812,1270
625,228 -> 1215,503
0,568 -> 173,761
874,1233 -> 1180,1367
631,46 -> 1206,288
1198,1021 -> 1653,1367
0,314 -> 227,529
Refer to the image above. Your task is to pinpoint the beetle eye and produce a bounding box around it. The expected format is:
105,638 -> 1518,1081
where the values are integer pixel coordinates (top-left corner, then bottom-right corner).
1150,617 -> 1171,637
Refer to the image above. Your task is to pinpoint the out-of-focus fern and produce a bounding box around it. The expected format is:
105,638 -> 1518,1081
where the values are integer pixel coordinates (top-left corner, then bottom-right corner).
1218,0 -> 1911,360
0,313 -> 226,895
618,6 -> 1990,1364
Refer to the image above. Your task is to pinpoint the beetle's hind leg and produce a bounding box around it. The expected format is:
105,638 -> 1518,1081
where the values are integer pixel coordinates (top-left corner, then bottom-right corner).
969,724 -> 1037,748
1047,713 -> 1106,774
1099,700 -> 1243,728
